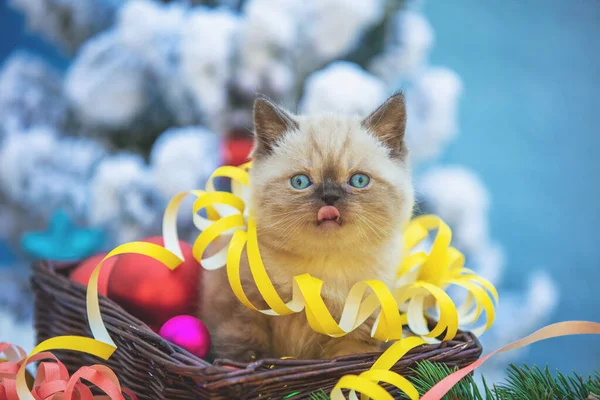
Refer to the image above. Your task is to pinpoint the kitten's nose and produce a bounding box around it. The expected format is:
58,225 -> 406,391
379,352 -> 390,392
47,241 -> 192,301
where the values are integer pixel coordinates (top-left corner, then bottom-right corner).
321,193 -> 340,205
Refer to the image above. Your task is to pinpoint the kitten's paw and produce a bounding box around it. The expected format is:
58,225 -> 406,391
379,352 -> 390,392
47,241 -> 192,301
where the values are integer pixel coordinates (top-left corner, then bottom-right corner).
211,346 -> 273,363
242,350 -> 259,363
231,349 -> 274,363
324,341 -> 383,359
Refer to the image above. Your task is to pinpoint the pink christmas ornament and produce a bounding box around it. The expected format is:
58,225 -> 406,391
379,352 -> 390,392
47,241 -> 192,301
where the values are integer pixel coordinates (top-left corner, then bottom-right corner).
159,315 -> 211,359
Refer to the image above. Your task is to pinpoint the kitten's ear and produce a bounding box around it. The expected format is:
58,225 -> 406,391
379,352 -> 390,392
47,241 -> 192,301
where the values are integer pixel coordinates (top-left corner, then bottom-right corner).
362,92 -> 407,158
252,96 -> 298,157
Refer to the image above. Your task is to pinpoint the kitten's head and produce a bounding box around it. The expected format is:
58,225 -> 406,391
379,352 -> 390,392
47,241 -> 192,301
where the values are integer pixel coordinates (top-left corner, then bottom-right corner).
249,93 -> 414,253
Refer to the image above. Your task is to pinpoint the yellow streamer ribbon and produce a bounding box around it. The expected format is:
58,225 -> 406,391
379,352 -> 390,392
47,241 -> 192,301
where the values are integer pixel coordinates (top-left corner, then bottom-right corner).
18,163 -> 499,400
334,336 -> 427,400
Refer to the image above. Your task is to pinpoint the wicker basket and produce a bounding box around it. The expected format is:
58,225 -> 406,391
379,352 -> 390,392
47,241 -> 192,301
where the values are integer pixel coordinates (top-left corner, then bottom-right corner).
31,260 -> 482,400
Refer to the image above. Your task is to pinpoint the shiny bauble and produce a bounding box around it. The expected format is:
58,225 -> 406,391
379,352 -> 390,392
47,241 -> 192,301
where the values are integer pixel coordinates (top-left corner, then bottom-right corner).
69,253 -> 116,296
108,237 -> 200,329
159,315 -> 211,359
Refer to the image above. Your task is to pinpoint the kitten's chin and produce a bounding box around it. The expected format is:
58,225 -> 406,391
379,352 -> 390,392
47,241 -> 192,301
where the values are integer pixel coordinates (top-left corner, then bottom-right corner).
316,220 -> 342,231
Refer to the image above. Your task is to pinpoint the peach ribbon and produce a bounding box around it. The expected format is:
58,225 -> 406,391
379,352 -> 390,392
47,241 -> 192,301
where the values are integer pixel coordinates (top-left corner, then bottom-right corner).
422,321 -> 600,399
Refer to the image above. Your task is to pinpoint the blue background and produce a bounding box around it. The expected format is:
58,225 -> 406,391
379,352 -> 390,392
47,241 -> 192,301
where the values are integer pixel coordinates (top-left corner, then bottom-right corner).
423,0 -> 600,374
1,0 -> 599,376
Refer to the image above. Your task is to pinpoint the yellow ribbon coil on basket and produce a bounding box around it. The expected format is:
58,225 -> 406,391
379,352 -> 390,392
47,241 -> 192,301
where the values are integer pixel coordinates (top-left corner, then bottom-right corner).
17,162 -> 499,400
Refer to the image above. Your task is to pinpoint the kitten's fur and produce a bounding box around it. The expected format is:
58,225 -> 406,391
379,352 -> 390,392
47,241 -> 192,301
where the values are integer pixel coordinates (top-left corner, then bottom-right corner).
199,93 -> 414,361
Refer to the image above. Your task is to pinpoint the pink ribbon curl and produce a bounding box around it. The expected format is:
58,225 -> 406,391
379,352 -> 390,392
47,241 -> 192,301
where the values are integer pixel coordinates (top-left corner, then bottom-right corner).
0,343 -> 138,400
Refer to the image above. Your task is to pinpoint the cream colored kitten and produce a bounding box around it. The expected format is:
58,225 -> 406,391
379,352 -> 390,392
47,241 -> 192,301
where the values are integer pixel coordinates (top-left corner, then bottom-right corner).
199,93 -> 414,361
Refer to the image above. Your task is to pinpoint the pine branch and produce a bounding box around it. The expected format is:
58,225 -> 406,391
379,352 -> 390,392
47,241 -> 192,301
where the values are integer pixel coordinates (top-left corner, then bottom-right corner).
405,361 -> 486,400
303,362 -> 600,400
494,364 -> 600,400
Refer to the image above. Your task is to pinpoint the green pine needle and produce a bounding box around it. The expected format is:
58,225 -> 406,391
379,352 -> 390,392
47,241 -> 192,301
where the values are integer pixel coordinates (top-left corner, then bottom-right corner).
309,390 -> 330,400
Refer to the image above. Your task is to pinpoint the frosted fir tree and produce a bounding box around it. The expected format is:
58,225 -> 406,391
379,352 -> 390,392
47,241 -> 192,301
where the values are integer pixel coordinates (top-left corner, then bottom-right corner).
0,52 -> 68,134
8,0 -> 125,53
0,0 -> 558,373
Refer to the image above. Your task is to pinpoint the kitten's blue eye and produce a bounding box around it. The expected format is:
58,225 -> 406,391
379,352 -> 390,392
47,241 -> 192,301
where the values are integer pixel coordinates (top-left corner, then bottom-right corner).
349,173 -> 370,188
290,174 -> 312,190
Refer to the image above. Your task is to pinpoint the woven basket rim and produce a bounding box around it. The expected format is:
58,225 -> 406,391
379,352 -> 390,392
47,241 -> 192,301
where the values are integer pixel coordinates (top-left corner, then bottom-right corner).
32,259 -> 483,398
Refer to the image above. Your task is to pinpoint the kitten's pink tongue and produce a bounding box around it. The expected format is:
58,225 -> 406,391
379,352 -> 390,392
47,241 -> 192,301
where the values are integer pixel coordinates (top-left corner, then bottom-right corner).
317,206 -> 340,223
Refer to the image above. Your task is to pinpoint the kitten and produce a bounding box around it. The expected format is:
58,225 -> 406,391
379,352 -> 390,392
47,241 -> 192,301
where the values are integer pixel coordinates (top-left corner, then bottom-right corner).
199,93 -> 414,361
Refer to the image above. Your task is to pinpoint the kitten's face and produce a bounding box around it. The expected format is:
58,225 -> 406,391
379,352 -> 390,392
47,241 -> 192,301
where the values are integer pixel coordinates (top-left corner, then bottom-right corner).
249,94 -> 414,253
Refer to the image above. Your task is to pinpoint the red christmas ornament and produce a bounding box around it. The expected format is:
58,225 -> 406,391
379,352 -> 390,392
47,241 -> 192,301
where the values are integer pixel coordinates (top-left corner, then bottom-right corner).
221,137 -> 254,166
108,236 -> 201,330
69,253 -> 116,296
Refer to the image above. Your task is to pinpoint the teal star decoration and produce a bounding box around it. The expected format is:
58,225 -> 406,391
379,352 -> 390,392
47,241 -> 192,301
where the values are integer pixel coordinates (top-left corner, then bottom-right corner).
21,210 -> 105,261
